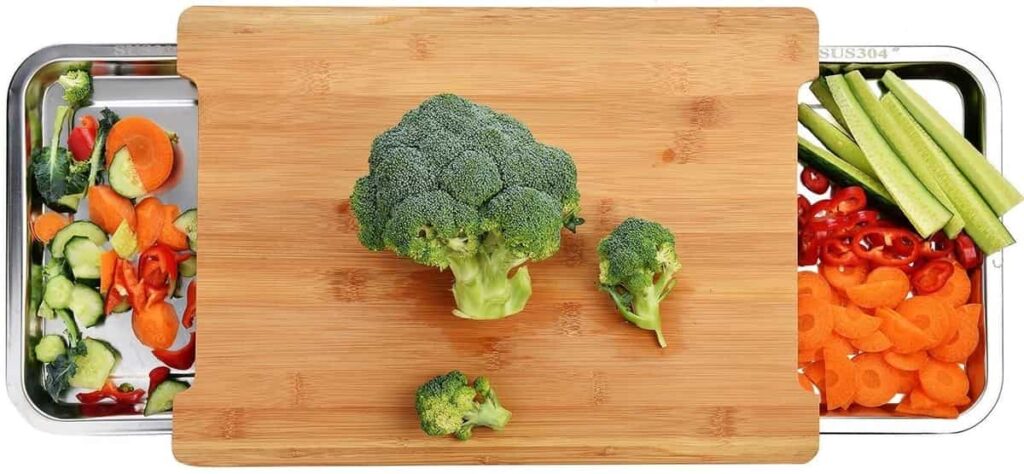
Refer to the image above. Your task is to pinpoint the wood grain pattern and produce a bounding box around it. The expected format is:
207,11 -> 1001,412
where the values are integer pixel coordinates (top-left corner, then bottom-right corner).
174,7 -> 820,465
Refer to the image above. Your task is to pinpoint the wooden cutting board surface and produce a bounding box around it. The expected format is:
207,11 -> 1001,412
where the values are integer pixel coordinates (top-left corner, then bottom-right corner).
174,7 -> 819,466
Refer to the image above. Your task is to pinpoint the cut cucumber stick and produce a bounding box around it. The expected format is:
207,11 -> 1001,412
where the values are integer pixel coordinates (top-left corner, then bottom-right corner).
882,94 -> 1014,254
881,70 -> 1022,216
826,73 -> 951,237
843,72 -> 964,238
809,77 -> 849,133
798,104 -> 875,178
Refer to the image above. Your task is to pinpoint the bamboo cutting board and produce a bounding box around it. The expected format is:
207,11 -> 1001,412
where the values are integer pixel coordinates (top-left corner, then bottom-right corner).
174,7 -> 819,465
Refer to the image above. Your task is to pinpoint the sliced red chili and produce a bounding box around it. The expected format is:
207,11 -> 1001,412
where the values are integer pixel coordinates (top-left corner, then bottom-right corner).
798,230 -> 821,266
852,226 -> 921,266
911,259 -> 955,294
800,167 -> 830,194
182,279 -> 197,329
832,186 -> 867,214
76,380 -> 144,405
920,233 -> 953,260
846,209 -> 880,231
152,332 -> 196,370
821,235 -> 861,266
148,366 -> 171,394
954,234 -> 982,269
797,195 -> 811,225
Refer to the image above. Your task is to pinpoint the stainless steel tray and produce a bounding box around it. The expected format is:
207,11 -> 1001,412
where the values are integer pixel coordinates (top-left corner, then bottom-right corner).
5,45 -> 1008,435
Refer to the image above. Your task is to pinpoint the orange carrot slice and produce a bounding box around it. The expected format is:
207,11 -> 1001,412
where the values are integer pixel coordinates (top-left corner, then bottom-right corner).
798,372 -> 814,393
798,347 -> 821,364
820,263 -> 869,293
88,185 -> 136,235
926,264 -> 970,307
798,295 -> 834,351
799,271 -> 834,303
803,360 -> 827,403
824,332 -> 855,357
895,389 -> 958,418
32,212 -> 71,243
866,266 -> 910,284
852,352 -> 899,407
131,301 -> 179,350
957,304 -> 983,327
878,307 -> 933,354
896,296 -> 953,350
135,196 -> 166,252
100,250 -> 118,295
928,307 -> 980,363
884,350 -> 929,371
919,360 -> 969,405
846,267 -> 911,309
105,117 -> 174,192
823,347 -> 856,410
157,203 -> 189,250
895,369 -> 918,394
851,330 -> 893,353
833,305 -> 881,339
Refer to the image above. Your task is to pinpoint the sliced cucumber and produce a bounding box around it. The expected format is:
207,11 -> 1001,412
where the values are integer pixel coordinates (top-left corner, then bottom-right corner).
810,76 -> 849,133
50,221 -> 107,259
881,71 -> 1022,216
65,237 -> 103,282
883,94 -> 1014,254
108,147 -> 147,199
179,254 -> 197,278
56,309 -> 80,347
43,257 -> 67,280
111,220 -> 138,259
144,379 -> 190,416
827,73 -> 951,237
34,335 -> 66,363
798,104 -> 875,178
43,275 -> 74,310
69,338 -> 119,390
174,209 -> 197,252
69,284 -> 104,328
798,137 -> 898,213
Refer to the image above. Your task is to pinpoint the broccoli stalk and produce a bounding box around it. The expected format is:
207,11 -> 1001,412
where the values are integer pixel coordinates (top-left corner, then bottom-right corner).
597,218 -> 681,348
448,233 -> 531,319
415,371 -> 511,440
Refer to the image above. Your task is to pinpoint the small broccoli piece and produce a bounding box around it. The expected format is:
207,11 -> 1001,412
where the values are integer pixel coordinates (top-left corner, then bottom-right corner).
415,370 -> 511,440
350,94 -> 583,319
57,70 -> 92,108
597,218 -> 681,348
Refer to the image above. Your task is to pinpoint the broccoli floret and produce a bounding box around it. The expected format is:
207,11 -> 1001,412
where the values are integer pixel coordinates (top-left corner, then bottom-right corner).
597,218 -> 681,348
415,371 -> 511,440
350,94 -> 583,319
57,70 -> 92,108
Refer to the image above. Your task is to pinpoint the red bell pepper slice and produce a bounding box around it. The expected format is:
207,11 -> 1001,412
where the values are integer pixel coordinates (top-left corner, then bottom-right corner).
152,331 -> 196,370
911,259 -> 955,294
852,226 -> 921,266
831,186 -> 867,214
148,366 -> 172,393
954,234 -> 982,270
183,279 -> 197,329
76,380 -> 145,405
800,167 -> 830,194
139,244 -> 179,290
67,126 -> 96,162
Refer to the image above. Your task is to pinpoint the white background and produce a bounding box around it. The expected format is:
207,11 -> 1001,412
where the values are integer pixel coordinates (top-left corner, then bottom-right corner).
1,0 -> 1021,472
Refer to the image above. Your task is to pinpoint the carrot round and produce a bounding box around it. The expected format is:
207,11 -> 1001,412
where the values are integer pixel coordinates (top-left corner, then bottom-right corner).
824,332 -> 854,357
957,304 -> 983,327
88,185 -> 137,235
802,360 -> 827,404
823,347 -> 856,410
135,196 -> 167,251
100,250 -> 118,295
798,372 -> 814,393
851,330 -> 892,353
846,266 -> 911,309
820,263 -> 868,293
105,116 -> 174,192
157,203 -> 190,250
918,360 -> 969,405
884,350 -> 929,371
799,271 -> 834,303
833,305 -> 881,339
928,308 -> 980,363
896,296 -> 953,349
895,389 -> 958,418
852,352 -> 899,407
32,212 -> 71,243
926,264 -> 970,307
798,295 -> 834,351
798,347 -> 821,364
894,369 -> 918,394
878,307 -> 933,354
131,301 -> 179,350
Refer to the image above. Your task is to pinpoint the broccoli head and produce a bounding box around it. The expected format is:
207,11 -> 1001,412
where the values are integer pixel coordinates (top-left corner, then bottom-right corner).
597,218 -> 681,348
57,70 -> 92,108
415,370 -> 511,440
350,94 -> 583,319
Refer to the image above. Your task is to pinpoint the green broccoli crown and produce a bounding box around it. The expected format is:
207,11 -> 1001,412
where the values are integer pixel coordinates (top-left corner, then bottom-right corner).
57,70 -> 92,107
415,371 -> 511,440
350,94 -> 581,266
598,217 -> 680,290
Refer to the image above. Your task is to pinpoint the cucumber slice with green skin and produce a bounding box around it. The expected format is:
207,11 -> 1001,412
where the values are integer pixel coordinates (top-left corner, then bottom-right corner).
111,220 -> 138,259
827,73 -> 951,237
882,94 -> 1014,254
174,209 -> 197,252
70,338 -> 119,390
845,75 -> 965,238
108,147 -> 147,199
179,254 -> 197,278
798,104 -> 876,178
810,76 -> 849,133
881,71 -> 1022,216
43,257 -> 68,280
43,275 -> 74,310
144,379 -> 190,416
797,137 -> 899,214
34,335 -> 66,363
50,221 -> 107,259
56,309 -> 80,347
69,284 -> 104,328
65,237 -> 104,281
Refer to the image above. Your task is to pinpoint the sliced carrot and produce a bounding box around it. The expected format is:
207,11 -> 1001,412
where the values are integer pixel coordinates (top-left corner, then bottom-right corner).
851,330 -> 893,353
819,263 -> 869,293
833,305 -> 881,339
131,301 -> 179,350
852,352 -> 899,407
895,389 -> 958,418
99,250 -> 118,295
803,359 -> 827,391
878,307 -> 933,354
798,372 -> 814,393
105,117 -> 174,191
846,267 -> 911,309
928,307 -> 980,363
799,271 -> 834,303
32,212 -> 71,243
798,347 -> 821,364
957,304 -> 983,327
926,264 -> 970,307
824,332 -> 855,357
866,266 -> 910,285
823,347 -> 856,410
135,196 -> 166,252
884,350 -> 929,371
88,185 -> 137,235
895,369 -> 918,394
157,203 -> 189,250
918,360 -> 969,405
896,296 -> 953,350
798,295 -> 834,351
